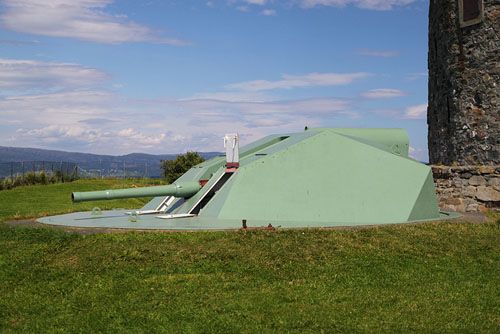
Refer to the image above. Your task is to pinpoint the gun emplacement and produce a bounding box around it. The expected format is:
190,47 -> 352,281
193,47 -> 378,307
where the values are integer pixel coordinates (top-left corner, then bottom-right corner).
71,181 -> 201,203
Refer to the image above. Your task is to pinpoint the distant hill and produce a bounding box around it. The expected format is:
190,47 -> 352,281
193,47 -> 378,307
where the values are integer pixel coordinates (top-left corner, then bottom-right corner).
0,146 -> 221,178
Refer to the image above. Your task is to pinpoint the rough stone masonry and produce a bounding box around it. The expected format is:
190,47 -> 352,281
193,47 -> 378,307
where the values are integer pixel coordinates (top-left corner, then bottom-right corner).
432,165 -> 500,212
428,0 -> 500,212
428,0 -> 500,165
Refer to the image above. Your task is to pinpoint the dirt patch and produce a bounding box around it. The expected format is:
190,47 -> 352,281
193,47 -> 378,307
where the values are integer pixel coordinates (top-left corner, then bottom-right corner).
444,212 -> 495,224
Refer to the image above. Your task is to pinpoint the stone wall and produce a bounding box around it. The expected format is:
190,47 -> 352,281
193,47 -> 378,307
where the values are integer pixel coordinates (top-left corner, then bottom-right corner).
432,165 -> 500,212
428,0 -> 500,165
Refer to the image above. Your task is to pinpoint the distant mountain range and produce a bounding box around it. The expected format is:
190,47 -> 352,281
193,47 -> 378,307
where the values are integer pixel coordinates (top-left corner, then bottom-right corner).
0,146 -> 221,178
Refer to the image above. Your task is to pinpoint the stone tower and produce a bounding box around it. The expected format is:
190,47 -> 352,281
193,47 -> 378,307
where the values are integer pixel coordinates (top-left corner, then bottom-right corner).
428,0 -> 500,165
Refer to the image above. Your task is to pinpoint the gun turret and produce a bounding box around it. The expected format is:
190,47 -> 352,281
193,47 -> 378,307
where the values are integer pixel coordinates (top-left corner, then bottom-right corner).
36,128 -> 455,230
71,181 -> 201,203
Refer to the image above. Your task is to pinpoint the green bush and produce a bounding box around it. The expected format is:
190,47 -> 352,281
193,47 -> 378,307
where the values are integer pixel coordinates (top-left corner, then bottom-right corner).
24,171 -> 37,185
12,176 -> 23,187
37,171 -> 48,185
2,178 -> 12,190
161,152 -> 206,183
54,170 -> 64,182
0,170 -> 79,191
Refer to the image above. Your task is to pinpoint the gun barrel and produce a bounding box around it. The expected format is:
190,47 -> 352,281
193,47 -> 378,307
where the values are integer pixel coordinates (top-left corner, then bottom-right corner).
72,181 -> 201,203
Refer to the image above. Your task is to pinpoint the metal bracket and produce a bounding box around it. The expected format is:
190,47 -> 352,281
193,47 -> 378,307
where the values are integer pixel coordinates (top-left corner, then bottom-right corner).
128,211 -> 140,222
91,207 -> 102,217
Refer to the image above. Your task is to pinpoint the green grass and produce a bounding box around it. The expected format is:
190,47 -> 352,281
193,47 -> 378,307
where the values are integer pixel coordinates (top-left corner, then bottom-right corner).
0,222 -> 500,333
1,180 -> 500,332
0,178 -> 166,220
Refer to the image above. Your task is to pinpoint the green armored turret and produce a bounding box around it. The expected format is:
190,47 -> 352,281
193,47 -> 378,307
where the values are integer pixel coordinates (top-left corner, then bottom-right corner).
38,128 -> 460,230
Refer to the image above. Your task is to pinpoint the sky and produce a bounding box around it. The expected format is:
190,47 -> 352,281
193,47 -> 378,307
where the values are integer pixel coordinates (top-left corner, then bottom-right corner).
0,0 -> 430,161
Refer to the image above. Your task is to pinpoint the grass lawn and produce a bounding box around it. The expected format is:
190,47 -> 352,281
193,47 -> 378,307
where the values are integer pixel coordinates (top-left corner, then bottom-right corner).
0,178 -> 166,220
1,180 -> 500,333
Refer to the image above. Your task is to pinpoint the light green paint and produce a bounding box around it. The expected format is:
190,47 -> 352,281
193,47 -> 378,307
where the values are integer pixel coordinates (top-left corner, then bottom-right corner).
215,130 -> 437,224
38,128 -> 458,230
71,181 -> 200,202
312,128 -> 410,157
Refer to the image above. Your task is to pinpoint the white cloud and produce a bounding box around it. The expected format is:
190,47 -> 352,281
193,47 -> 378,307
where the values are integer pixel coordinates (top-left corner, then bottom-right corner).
226,72 -> 371,91
354,49 -> 400,57
368,103 -> 428,119
0,90 -> 117,128
360,88 -> 406,99
24,125 -> 103,144
229,0 -> 419,12
0,40 -> 39,46
0,0 -> 192,45
243,0 -> 266,5
406,72 -> 428,81
182,91 -> 271,103
401,103 -> 427,119
2,82 -> 357,154
299,0 -> 419,10
2,89 -> 114,107
0,55 -> 371,154
0,58 -> 371,154
118,128 -> 168,146
408,146 -> 426,161
0,58 -> 110,91
368,108 -> 400,117
16,124 -> 193,152
172,96 -> 353,118
229,0 -> 266,10
261,9 -> 277,15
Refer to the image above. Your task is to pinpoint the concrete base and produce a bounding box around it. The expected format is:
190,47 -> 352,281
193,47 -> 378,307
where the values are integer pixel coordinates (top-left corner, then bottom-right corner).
35,209 -> 462,231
